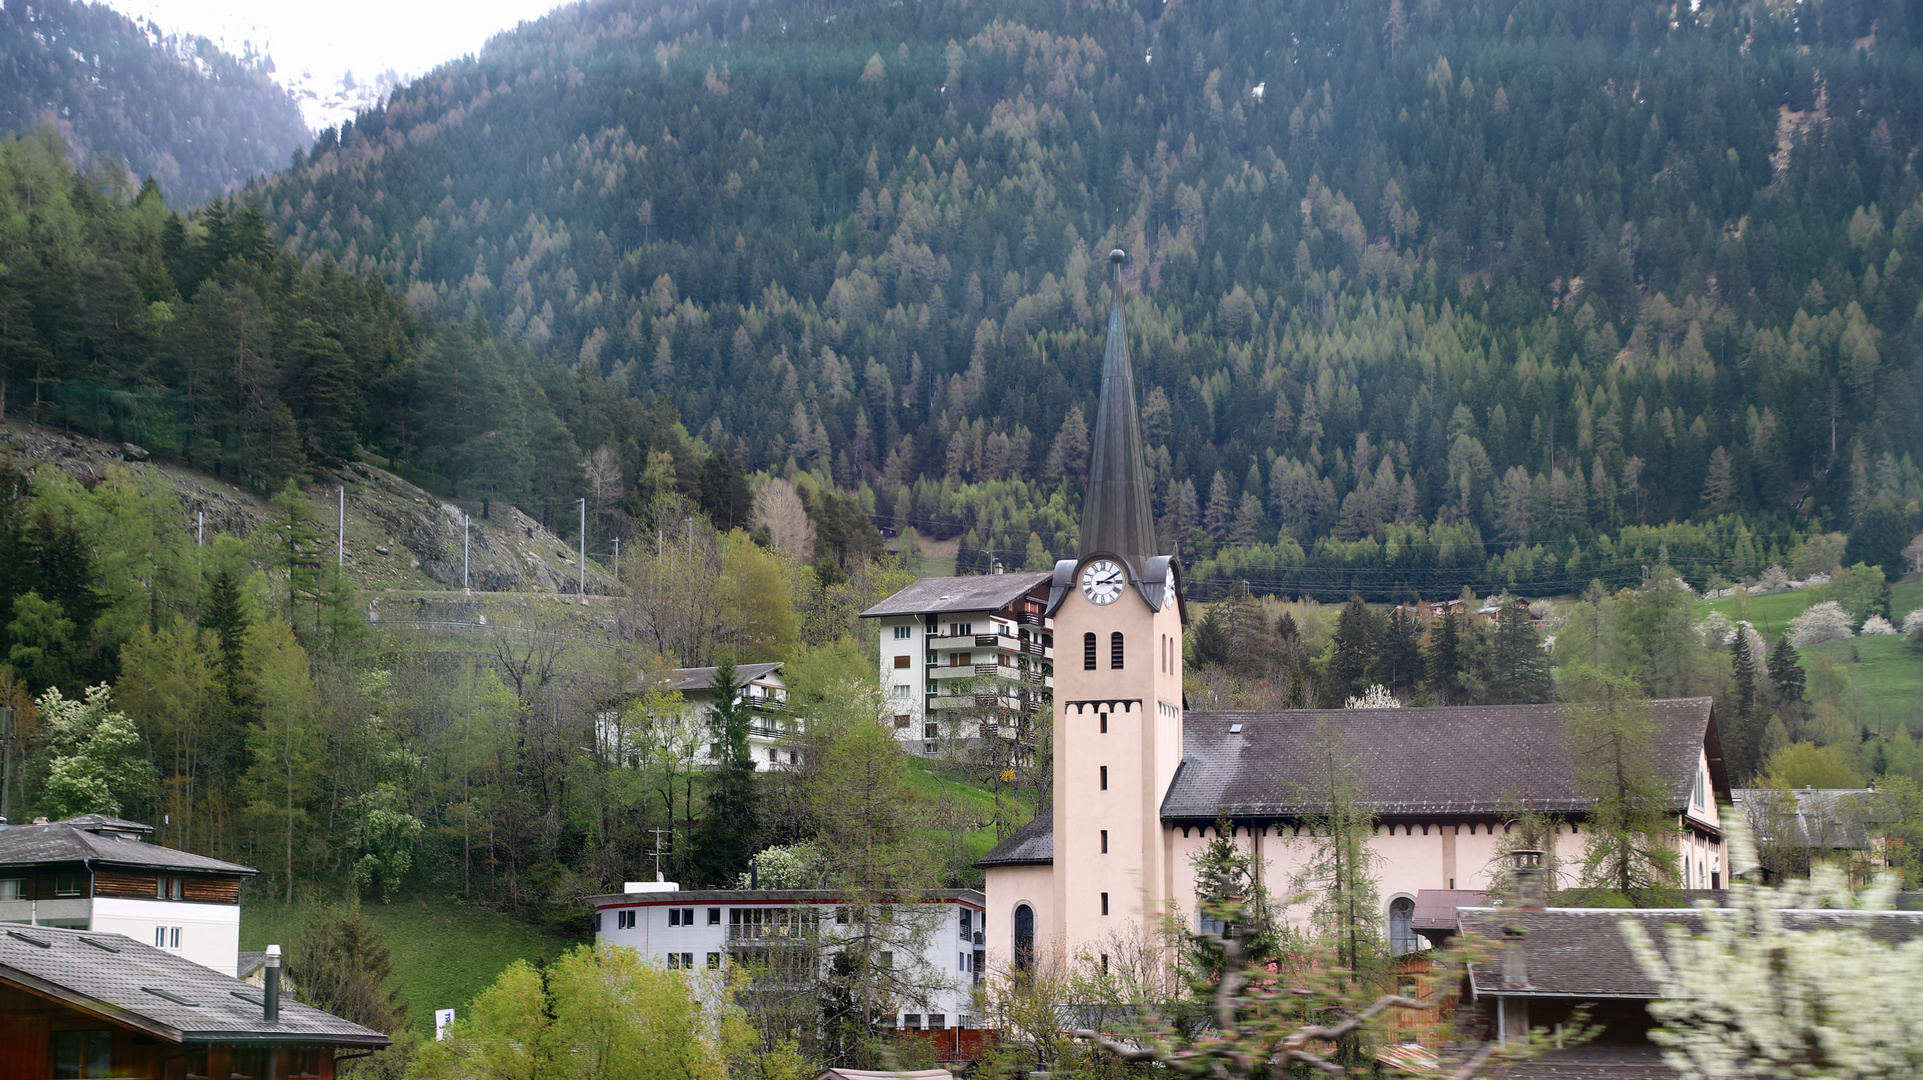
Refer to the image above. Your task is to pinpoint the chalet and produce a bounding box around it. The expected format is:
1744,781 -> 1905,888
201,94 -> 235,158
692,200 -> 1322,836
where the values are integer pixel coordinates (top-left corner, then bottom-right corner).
0,926 -> 386,1079
670,663 -> 803,770
0,815 -> 255,977
860,571 -> 1054,756
587,883 -> 985,1031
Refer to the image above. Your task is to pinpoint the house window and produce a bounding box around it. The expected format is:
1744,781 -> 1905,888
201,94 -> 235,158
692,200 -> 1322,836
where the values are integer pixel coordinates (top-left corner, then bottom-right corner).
53,873 -> 81,897
769,748 -> 779,764
903,1014 -> 921,1030
894,625 -> 911,639
1389,896 -> 1417,955
1100,766 -> 1108,790
683,908 -> 694,924
0,878 -> 22,901
894,655 -> 911,668
594,913 -> 603,933
617,910 -> 635,930
1110,632 -> 1124,669
50,1029 -> 113,1079
669,908 -> 681,926
171,927 -> 181,948
708,908 -> 721,925
707,952 -> 721,968
1101,892 -> 1110,915
668,953 -> 679,969
960,908 -> 972,939
893,685 -> 911,699
928,1014 -> 946,1030
924,723 -> 939,739
1013,904 -> 1035,972
1083,632 -> 1096,670
895,715 -> 911,729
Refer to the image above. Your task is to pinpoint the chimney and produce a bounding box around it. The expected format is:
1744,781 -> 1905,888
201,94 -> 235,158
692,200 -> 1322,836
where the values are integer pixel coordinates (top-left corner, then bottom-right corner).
263,944 -> 281,1024
1501,924 -> 1529,988
1511,849 -> 1546,910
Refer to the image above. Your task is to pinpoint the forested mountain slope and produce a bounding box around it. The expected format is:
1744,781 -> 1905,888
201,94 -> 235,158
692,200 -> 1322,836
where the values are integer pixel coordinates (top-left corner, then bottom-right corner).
0,0 -> 308,204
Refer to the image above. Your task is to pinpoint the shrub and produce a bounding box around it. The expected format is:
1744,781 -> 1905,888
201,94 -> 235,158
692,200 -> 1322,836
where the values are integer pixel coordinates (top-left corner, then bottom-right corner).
1787,601 -> 1855,647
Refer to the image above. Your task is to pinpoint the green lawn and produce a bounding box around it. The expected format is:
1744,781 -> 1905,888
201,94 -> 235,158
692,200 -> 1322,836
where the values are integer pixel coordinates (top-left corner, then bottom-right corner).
1801,634 -> 1923,737
1697,573 -> 1921,640
241,898 -> 581,1037
1891,573 -> 1922,623
906,759 -> 1037,870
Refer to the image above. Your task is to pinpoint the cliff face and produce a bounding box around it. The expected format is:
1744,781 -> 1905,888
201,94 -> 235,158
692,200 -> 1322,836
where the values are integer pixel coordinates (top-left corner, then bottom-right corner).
0,420 -> 616,597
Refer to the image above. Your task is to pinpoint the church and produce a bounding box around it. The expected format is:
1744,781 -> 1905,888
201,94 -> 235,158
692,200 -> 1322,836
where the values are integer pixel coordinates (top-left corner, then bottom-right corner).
972,250 -> 1731,970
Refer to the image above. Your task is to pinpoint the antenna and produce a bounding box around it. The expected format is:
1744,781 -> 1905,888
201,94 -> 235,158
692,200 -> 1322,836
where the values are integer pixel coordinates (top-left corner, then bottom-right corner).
647,828 -> 671,881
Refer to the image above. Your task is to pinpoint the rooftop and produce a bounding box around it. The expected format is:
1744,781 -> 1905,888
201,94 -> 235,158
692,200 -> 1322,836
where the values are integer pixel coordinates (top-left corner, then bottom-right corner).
665,662 -> 785,693
1163,699 -> 1721,822
859,573 -> 1052,619
974,814 -> 1054,868
0,926 -> 386,1046
0,818 -> 255,876
587,888 -> 985,906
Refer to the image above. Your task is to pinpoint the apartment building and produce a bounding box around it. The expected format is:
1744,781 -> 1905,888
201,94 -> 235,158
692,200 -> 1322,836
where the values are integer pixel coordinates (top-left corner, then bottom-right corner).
859,572 -> 1054,756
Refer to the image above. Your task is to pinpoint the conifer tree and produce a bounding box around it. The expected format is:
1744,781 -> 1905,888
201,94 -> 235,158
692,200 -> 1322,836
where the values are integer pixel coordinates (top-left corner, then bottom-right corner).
1485,600 -> 1552,704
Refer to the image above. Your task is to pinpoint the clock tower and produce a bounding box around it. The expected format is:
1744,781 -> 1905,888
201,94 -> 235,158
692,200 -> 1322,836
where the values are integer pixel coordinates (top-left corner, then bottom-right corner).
1044,249 -> 1186,960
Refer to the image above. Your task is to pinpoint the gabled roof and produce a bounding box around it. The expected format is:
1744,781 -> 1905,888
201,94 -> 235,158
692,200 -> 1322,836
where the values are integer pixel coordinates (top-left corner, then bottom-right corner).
859,573 -> 1051,618
1458,906 -> 1923,998
1163,699 -> 1721,823
975,813 -> 1054,868
0,820 -> 255,876
667,662 -> 785,693
1729,787 -> 1885,850
0,926 -> 386,1045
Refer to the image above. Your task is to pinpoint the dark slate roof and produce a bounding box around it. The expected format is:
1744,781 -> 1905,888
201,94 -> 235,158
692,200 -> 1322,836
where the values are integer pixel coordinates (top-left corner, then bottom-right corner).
1459,906 -> 1923,998
0,926 -> 387,1045
236,951 -> 268,979
1078,251 -> 1158,576
860,573 -> 1051,618
0,821 -> 255,876
668,662 -> 784,692
59,814 -> 154,837
976,813 -> 1055,868
1491,1045 -> 1682,1079
1163,699 -> 1719,823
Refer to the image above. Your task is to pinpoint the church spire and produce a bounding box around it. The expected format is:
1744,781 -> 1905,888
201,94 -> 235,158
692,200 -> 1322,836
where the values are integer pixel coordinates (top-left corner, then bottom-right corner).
1079,249 -> 1157,574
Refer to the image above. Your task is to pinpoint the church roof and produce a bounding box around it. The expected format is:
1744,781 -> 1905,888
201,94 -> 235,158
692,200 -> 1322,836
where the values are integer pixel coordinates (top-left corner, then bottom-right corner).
1163,699 -> 1721,823
978,699 -> 1724,867
974,812 -> 1054,867
859,572 -> 1051,618
1078,250 -> 1157,575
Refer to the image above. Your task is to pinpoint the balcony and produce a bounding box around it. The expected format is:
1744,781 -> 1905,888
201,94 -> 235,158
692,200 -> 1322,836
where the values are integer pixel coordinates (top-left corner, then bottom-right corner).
726,922 -> 819,945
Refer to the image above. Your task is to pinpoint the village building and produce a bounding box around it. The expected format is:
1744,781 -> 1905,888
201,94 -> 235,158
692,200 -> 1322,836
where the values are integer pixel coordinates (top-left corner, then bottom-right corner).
0,815 -> 255,978
971,249 -> 1731,971
669,663 -> 804,770
0,925 -> 386,1079
586,883 -> 985,1031
860,573 -> 1054,757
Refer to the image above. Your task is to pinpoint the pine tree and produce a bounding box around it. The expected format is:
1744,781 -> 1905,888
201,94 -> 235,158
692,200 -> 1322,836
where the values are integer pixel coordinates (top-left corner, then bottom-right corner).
1563,668 -> 1681,904
1324,596 -> 1381,706
692,663 -> 759,886
1767,634 -> 1805,712
1424,605 -> 1464,705
1486,600 -> 1552,704
1725,627 -> 1759,781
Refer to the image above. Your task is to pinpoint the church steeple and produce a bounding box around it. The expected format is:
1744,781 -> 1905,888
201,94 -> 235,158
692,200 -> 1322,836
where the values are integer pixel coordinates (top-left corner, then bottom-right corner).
1079,249 -> 1157,574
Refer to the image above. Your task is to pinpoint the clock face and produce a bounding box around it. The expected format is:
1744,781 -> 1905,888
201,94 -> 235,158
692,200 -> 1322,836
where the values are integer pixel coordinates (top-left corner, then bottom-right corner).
1080,559 -> 1126,605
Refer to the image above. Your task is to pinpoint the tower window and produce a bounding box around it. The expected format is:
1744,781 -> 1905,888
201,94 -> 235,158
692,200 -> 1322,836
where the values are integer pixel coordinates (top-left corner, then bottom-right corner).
1013,904 -> 1035,972
1100,766 -> 1108,790
1099,712 -> 1107,733
1101,892 -> 1110,916
1110,632 -> 1124,669
1083,632 -> 1096,670
1100,829 -> 1108,853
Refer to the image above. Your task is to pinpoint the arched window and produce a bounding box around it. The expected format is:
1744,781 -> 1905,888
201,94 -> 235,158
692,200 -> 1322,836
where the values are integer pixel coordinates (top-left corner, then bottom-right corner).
1388,896 -> 1417,955
1013,904 -> 1035,972
1083,633 -> 1097,670
1110,632 -> 1124,669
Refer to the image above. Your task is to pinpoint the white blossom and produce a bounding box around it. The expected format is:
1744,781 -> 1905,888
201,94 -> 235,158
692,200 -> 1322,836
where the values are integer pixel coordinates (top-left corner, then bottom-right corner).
1757,565 -> 1790,593
1861,615 -> 1898,636
1902,609 -> 1923,636
1343,685 -> 1401,709
1787,601 -> 1854,646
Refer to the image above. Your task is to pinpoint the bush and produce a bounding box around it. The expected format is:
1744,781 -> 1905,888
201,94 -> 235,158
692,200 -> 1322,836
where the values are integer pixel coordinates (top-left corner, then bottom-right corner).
1787,601 -> 1855,647
1862,615 -> 1898,636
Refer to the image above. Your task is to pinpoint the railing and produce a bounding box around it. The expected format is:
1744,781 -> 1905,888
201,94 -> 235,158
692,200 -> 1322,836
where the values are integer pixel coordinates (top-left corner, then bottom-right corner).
726,924 -> 819,945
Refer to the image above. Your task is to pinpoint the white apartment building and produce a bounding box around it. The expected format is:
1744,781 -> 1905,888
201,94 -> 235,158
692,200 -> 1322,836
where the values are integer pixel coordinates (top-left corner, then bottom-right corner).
610,663 -> 805,771
0,814 -> 254,977
587,883 -> 986,1031
859,572 -> 1054,756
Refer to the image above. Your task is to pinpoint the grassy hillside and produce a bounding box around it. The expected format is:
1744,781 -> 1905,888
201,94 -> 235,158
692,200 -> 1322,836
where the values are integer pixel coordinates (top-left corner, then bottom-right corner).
907,759 -> 1036,876
1802,635 -> 1923,739
240,898 -> 581,1037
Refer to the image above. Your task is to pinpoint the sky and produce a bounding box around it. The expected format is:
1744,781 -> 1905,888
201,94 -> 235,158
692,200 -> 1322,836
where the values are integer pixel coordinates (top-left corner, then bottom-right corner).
108,0 -> 572,127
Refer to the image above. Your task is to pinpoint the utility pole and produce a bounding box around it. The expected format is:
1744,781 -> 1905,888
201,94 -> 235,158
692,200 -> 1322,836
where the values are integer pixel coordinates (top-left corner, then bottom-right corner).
648,828 -> 671,882
196,511 -> 203,546
578,498 -> 587,597
0,705 -> 13,824
612,537 -> 620,584
337,486 -> 345,570
463,514 -> 471,590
